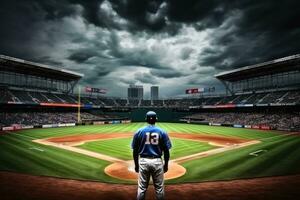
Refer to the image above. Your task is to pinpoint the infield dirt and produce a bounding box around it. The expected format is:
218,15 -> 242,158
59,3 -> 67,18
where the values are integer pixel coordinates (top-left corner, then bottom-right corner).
34,132 -> 259,181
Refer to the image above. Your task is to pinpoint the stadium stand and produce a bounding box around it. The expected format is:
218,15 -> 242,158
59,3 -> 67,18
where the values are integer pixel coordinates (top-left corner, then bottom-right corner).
205,97 -> 223,105
99,97 -> 117,107
164,99 -> 178,107
0,87 -> 13,103
1,54 -> 300,131
1,88 -> 299,107
0,112 -> 121,126
10,90 -> 32,103
115,99 -> 128,106
140,100 -> 151,106
56,93 -> 77,103
280,90 -> 300,104
30,92 -> 49,103
182,112 -> 300,131
152,100 -> 164,106
128,99 -> 139,107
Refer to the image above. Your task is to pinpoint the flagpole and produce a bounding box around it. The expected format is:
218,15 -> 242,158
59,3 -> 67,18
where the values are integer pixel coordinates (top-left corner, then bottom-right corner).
78,85 -> 81,123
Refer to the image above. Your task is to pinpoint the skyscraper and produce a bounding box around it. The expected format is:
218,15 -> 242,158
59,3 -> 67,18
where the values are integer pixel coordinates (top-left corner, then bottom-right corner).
151,86 -> 159,100
128,85 -> 143,100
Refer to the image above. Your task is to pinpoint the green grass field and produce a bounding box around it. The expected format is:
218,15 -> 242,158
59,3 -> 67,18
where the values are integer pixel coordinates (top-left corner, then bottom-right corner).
0,122 -> 300,184
77,137 -> 216,160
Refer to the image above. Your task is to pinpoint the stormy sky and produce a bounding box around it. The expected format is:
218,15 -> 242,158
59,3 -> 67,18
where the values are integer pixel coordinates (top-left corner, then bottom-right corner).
0,0 -> 299,98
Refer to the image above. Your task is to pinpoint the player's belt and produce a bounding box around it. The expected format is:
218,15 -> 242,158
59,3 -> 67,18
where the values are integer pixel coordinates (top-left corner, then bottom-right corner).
140,155 -> 161,159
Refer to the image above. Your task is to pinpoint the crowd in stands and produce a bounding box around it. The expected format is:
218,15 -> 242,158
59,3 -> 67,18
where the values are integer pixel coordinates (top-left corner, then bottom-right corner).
1,89 -> 300,108
115,99 -> 127,106
0,112 -> 121,127
184,112 -> 300,130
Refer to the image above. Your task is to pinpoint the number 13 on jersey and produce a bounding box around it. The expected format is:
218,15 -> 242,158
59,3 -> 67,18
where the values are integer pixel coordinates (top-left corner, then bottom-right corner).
145,132 -> 159,145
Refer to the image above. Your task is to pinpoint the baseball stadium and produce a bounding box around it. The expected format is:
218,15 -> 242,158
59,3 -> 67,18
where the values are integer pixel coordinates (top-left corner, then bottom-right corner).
0,54 -> 300,200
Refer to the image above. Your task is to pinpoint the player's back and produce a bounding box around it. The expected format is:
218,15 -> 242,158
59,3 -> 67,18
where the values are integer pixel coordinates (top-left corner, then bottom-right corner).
132,125 -> 171,158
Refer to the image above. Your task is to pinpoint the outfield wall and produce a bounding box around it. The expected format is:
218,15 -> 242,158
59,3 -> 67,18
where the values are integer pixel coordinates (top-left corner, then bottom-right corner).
1,120 -> 132,131
182,119 -> 282,131
103,108 -> 192,122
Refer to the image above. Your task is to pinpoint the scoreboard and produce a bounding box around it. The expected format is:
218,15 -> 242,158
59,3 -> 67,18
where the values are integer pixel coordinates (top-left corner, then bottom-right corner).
185,88 -> 205,94
85,87 -> 107,94
185,87 -> 215,94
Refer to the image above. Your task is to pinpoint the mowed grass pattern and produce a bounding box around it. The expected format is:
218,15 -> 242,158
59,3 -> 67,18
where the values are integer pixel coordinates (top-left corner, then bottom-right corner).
0,134 -> 119,183
0,122 -> 300,184
77,138 -> 216,160
170,134 -> 300,183
78,138 -> 133,160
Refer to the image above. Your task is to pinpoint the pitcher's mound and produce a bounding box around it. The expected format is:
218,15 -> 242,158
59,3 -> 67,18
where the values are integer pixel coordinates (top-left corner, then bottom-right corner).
104,161 -> 186,181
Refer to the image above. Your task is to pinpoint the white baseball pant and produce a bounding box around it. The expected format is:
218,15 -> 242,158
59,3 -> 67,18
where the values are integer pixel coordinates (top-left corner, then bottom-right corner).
137,157 -> 164,200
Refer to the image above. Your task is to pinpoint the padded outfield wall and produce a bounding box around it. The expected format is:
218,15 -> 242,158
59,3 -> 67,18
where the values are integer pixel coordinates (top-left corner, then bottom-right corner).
102,108 -> 193,122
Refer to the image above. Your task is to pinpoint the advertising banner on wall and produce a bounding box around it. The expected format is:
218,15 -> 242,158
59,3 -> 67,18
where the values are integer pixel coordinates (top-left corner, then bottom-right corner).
121,120 -> 131,124
43,124 -> 53,128
233,124 -> 243,128
260,125 -> 271,130
40,103 -> 80,107
93,121 -> 105,125
252,125 -> 260,129
85,87 -> 107,94
12,124 -> 22,130
211,123 -> 222,126
21,125 -> 34,129
2,127 -> 14,131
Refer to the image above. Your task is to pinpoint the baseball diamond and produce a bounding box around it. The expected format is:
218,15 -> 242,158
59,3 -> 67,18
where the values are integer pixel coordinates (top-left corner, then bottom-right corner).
1,122 -> 300,200
1,123 -> 300,184
33,131 -> 260,181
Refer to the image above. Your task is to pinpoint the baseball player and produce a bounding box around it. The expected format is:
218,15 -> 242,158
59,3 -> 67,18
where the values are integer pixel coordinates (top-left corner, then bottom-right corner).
131,111 -> 172,200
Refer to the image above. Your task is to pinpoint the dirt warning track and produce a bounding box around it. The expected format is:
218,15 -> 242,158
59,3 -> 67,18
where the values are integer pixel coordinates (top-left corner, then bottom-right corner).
34,132 -> 259,181
1,171 -> 300,200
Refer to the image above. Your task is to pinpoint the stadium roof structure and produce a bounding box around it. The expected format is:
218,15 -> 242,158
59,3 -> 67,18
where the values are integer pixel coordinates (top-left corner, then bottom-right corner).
0,55 -> 83,81
215,54 -> 300,82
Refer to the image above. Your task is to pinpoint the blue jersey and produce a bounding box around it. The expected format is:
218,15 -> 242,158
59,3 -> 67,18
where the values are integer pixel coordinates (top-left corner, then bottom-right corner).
131,125 -> 172,157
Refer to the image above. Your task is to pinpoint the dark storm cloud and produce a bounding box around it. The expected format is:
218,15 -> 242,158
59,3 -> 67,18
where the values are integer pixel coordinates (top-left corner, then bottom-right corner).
69,0 -> 104,27
35,56 -> 63,66
167,0 -> 223,24
180,47 -> 195,60
68,50 -> 98,63
198,0 -> 300,70
135,72 -> 158,84
0,0 -> 42,58
103,32 -> 168,70
120,78 -> 136,85
0,0 -> 82,60
83,63 -> 113,85
0,0 -> 300,97
37,0 -> 78,20
109,0 -> 167,31
80,58 -> 117,82
150,69 -> 186,78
